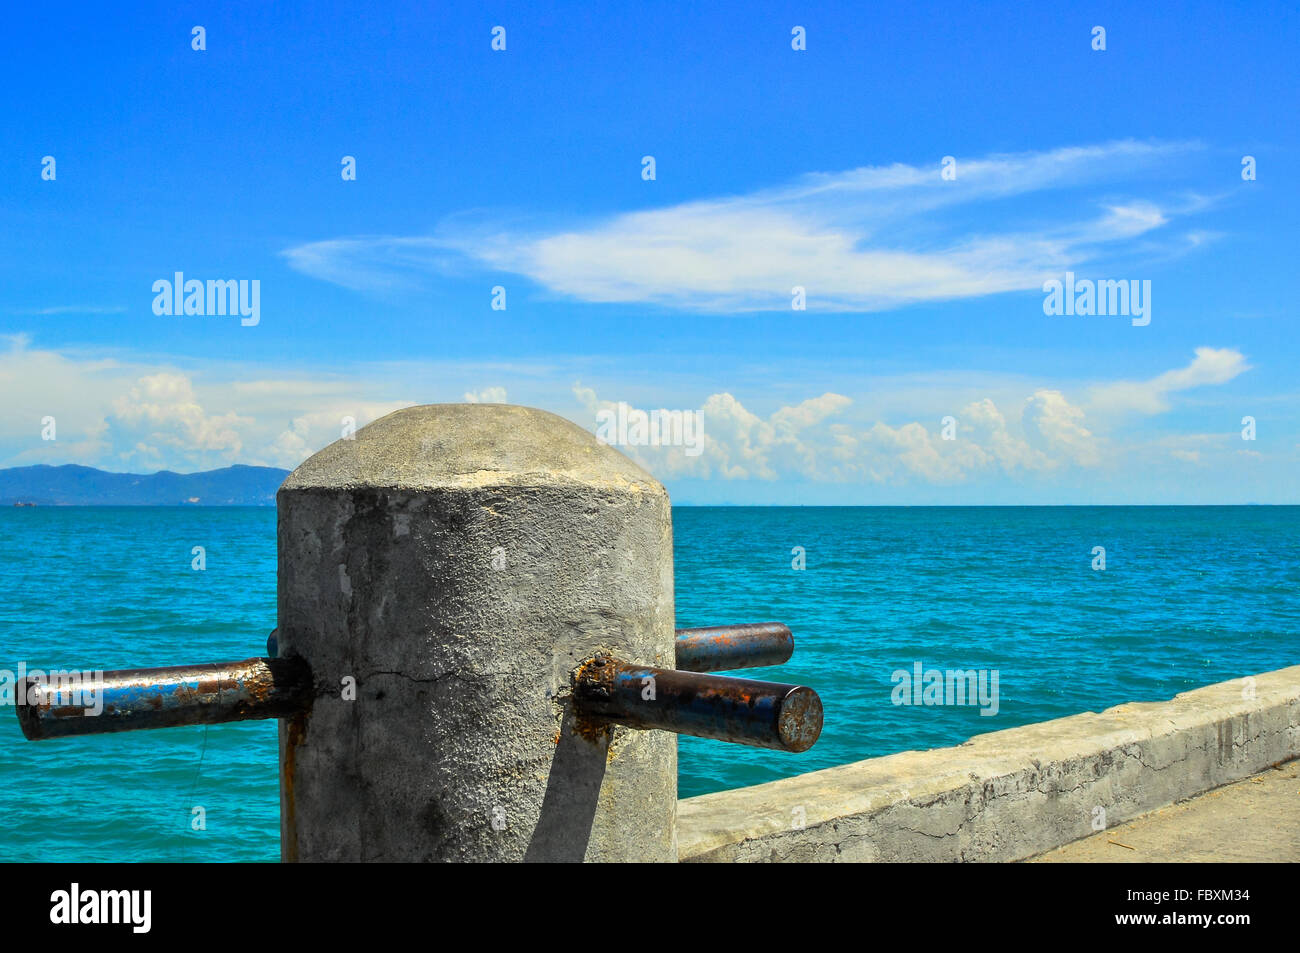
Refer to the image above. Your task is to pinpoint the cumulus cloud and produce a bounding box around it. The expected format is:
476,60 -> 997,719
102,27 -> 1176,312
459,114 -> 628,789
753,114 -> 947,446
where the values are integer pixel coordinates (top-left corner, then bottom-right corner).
464,386 -> 508,403
110,373 -> 249,464
0,336 -> 413,471
0,337 -> 1254,488
572,383 -> 1099,485
1024,390 -> 1101,466
283,140 -> 1205,312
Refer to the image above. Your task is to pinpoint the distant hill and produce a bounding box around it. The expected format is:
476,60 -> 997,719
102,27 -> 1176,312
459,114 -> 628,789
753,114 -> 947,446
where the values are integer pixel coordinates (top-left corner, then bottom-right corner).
0,464 -> 290,506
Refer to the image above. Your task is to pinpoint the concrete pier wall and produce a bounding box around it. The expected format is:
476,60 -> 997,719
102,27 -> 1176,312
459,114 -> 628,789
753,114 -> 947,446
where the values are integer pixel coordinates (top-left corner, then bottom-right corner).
678,665 -> 1300,862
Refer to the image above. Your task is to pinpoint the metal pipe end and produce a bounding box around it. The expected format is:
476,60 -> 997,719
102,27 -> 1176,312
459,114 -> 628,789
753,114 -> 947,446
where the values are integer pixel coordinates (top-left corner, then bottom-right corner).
15,678 -> 47,741
778,686 -> 823,753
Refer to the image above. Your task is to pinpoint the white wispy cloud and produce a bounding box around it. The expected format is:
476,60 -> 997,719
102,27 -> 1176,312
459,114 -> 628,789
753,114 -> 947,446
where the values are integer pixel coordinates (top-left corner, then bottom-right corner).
282,140 -> 1205,312
1088,347 -> 1251,415
14,305 -> 128,316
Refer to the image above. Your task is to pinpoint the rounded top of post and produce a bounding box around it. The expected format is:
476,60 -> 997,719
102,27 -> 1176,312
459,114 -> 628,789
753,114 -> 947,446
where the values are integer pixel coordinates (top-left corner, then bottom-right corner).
280,403 -> 665,495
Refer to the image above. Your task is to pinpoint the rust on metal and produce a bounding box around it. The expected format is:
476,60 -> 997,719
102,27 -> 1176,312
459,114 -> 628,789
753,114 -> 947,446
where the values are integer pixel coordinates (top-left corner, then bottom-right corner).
573,655 -> 822,753
280,710 -> 308,864
16,655 -> 314,741
569,654 -> 616,745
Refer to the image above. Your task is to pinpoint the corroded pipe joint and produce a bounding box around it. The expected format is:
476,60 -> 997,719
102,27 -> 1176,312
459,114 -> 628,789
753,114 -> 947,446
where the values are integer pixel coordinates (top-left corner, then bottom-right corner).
574,654 -> 822,753
17,655 -> 314,741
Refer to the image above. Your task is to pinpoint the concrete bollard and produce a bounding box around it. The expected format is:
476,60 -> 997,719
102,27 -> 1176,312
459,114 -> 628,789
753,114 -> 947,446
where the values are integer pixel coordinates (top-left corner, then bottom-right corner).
276,404 -> 677,862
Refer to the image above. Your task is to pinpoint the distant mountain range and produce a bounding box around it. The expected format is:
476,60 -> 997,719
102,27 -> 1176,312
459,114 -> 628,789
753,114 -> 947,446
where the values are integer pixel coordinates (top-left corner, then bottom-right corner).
0,464 -> 290,506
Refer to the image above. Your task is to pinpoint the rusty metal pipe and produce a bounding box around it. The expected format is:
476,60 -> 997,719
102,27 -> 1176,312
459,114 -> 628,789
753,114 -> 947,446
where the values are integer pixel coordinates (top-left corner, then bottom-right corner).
16,656 -> 313,741
674,622 -> 794,672
574,655 -> 822,752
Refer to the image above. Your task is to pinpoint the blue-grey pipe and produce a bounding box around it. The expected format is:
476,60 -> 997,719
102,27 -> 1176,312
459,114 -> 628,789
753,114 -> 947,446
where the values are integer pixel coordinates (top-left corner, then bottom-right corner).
675,622 -> 794,672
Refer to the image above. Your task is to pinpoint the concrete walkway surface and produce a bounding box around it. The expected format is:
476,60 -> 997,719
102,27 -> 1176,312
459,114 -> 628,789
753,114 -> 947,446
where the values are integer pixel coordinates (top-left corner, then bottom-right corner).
1029,760 -> 1300,862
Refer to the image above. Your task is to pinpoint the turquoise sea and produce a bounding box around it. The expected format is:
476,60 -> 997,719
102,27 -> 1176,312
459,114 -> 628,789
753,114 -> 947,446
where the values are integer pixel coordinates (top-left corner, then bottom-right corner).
1,505 -> 1296,861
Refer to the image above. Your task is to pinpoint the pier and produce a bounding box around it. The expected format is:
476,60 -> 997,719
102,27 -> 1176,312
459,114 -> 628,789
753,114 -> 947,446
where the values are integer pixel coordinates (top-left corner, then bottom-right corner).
16,404 -> 1299,862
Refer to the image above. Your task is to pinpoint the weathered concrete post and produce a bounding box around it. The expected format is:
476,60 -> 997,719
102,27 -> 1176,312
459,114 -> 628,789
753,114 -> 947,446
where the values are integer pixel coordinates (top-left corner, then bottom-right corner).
276,404 -> 677,861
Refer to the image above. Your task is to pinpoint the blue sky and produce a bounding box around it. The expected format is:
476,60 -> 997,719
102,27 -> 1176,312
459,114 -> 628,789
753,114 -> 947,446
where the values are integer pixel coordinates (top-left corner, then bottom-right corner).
1,1 -> 1296,503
